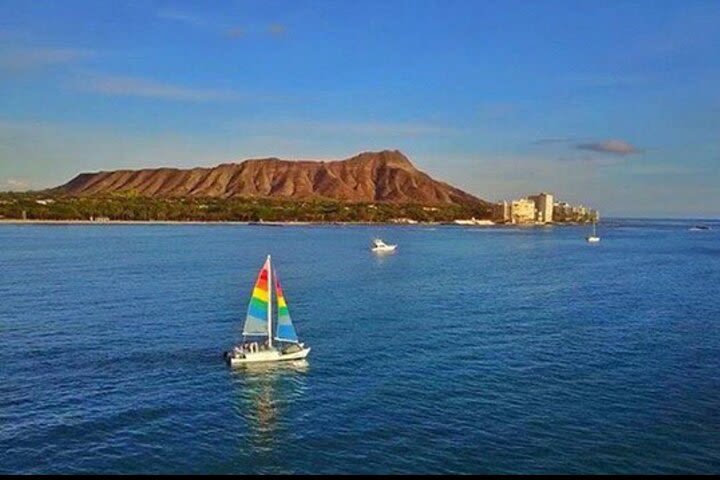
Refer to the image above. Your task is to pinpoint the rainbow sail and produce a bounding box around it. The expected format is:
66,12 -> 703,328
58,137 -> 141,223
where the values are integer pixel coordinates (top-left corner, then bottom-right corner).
274,273 -> 299,343
242,257 -> 271,336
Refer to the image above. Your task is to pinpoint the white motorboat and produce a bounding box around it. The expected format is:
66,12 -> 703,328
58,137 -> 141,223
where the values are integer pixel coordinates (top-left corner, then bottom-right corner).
370,238 -> 397,253
224,255 -> 310,366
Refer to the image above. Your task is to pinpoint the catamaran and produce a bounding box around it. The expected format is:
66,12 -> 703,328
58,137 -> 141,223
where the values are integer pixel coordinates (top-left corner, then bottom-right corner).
224,255 -> 310,366
586,221 -> 600,243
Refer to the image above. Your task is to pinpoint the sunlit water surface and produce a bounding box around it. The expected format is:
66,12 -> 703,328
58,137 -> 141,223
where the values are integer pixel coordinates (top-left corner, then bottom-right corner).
1,219 -> 719,473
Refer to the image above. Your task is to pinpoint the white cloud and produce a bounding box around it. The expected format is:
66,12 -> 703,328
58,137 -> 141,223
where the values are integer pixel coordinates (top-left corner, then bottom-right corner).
2,178 -> 30,191
532,137 -> 574,145
0,119 -> 239,189
156,9 -> 208,28
268,24 -> 287,37
156,9 -> 286,40
0,47 -> 94,71
75,73 -> 245,102
576,139 -> 642,155
556,154 -> 626,166
562,73 -> 646,88
229,119 -> 459,137
226,27 -> 245,39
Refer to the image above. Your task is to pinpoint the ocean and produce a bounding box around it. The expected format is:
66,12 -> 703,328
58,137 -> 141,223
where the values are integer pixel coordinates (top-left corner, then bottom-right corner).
1,219 -> 719,474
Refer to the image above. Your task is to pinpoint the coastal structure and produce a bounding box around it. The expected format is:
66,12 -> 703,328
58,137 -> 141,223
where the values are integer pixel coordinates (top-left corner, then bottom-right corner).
389,217 -> 419,224
492,192 -> 598,224
510,198 -> 536,224
491,201 -> 511,223
453,218 -> 495,226
553,202 -> 572,222
528,192 -> 553,223
553,202 -> 599,223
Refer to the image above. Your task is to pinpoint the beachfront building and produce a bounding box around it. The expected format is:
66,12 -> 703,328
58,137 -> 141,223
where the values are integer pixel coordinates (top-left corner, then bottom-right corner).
528,192 -> 554,223
553,202 -> 599,222
491,200 -> 511,223
510,198 -> 536,224
553,202 -> 573,222
492,197 -> 539,224
494,195 -> 598,224
572,205 -> 587,220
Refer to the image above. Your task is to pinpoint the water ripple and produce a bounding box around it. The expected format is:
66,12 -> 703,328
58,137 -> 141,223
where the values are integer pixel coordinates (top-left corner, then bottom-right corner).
1,222 -> 719,473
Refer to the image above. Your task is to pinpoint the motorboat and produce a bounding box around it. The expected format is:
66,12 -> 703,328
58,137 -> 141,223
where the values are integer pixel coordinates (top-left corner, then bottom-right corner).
370,238 -> 397,253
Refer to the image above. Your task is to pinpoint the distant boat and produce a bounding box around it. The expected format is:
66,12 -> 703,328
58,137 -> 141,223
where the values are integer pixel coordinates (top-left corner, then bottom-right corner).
452,217 -> 495,226
248,220 -> 284,227
224,255 -> 310,366
690,225 -> 711,231
371,238 -> 397,253
586,221 -> 600,243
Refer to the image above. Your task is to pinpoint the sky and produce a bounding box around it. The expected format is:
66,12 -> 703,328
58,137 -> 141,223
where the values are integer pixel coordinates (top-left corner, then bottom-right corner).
1,0 -> 719,217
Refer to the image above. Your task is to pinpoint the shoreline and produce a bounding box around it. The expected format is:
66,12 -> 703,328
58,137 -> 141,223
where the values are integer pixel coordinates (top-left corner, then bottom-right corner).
0,219 -> 595,227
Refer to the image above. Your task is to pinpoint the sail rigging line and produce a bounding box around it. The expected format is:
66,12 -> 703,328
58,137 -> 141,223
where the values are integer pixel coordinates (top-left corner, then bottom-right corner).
267,255 -> 273,349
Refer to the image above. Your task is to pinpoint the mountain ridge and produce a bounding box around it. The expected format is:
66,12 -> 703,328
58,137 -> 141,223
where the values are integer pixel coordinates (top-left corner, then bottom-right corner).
54,150 -> 486,206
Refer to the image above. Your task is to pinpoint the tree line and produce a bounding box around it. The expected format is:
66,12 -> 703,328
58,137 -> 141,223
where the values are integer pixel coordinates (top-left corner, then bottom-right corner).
0,191 -> 492,223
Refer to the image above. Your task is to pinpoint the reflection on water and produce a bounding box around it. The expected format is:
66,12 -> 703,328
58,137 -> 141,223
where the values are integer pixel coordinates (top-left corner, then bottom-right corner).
372,250 -> 397,265
230,361 -> 309,453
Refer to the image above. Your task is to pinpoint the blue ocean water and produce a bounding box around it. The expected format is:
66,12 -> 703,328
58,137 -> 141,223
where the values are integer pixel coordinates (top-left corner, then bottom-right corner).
1,220 -> 719,474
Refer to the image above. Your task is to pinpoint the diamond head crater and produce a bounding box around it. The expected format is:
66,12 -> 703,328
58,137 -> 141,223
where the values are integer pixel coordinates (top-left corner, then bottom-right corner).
1,150 -> 492,223
0,150 -> 598,225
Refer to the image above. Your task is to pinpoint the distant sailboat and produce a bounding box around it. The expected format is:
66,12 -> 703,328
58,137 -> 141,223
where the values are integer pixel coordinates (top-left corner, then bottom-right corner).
586,221 -> 600,243
224,256 -> 310,366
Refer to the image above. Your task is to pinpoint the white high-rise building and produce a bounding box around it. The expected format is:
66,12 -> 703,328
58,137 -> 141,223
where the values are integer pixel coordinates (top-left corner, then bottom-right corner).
529,192 -> 554,223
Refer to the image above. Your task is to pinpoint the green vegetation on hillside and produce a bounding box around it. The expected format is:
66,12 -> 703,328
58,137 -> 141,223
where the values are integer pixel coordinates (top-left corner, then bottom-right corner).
0,191 -> 491,223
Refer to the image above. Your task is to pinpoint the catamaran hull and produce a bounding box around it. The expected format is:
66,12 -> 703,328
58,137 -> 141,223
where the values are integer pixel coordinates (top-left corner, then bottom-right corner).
228,347 -> 311,366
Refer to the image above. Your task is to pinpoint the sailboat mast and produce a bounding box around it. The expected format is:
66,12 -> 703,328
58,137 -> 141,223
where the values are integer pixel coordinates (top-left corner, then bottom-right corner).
267,255 -> 273,349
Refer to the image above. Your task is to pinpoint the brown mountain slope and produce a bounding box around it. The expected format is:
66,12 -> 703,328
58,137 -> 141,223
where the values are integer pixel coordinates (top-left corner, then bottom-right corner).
55,150 -> 486,206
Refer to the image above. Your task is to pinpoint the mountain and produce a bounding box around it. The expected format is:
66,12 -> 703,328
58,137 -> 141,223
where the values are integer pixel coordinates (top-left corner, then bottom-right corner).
54,150 -> 486,206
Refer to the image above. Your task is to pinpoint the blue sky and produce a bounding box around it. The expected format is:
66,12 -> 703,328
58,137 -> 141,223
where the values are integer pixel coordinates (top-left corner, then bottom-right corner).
1,0 -> 718,217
